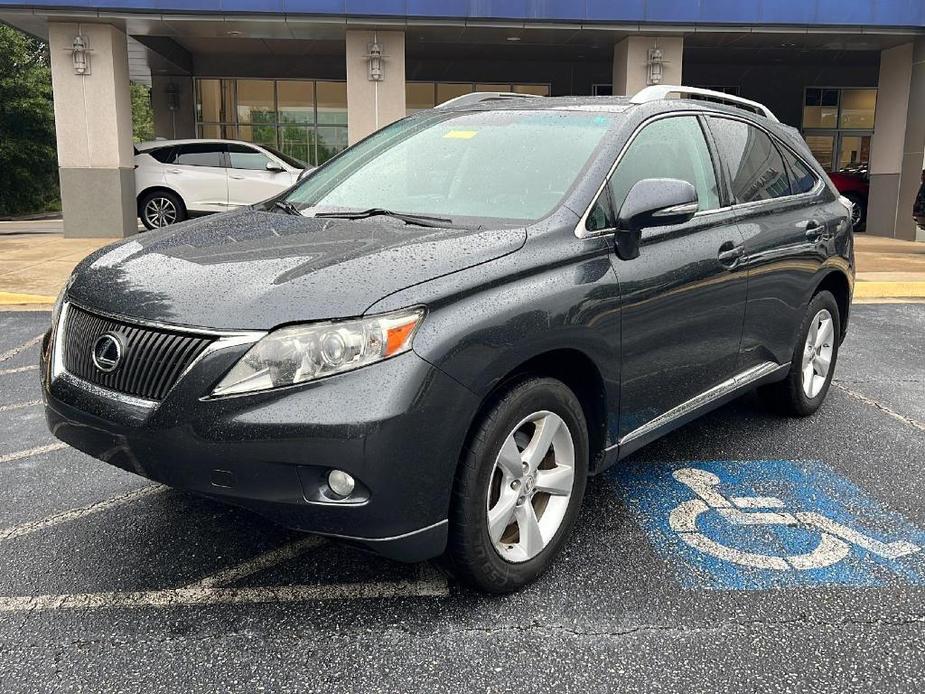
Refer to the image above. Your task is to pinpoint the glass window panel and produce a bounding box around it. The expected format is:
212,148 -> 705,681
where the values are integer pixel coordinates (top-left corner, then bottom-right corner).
176,143 -> 225,168
804,135 -> 835,171
236,80 -> 276,124
512,84 -> 550,96
608,116 -> 720,215
708,117 -> 790,202
406,83 -> 436,113
196,79 -> 222,123
803,88 -> 838,128
279,125 -> 315,166
316,126 -> 349,164
316,82 -> 347,125
837,135 -> 871,173
780,148 -> 818,195
237,123 -> 278,148
198,123 -> 221,139
436,83 -> 473,105
475,83 -> 510,92
839,89 -> 877,129
227,143 -> 273,170
278,81 -> 315,125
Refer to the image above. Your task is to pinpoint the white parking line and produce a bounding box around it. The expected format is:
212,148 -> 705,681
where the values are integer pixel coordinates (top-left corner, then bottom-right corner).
0,485 -> 163,541
0,576 -> 450,612
0,442 -> 67,464
0,399 -> 42,413
0,364 -> 39,376
188,536 -> 326,588
0,334 -> 42,363
833,382 -> 925,433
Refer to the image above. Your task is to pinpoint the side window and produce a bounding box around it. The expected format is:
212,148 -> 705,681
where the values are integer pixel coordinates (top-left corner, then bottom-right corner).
781,147 -> 819,195
708,118 -> 791,202
586,187 -> 617,232
149,147 -> 177,164
607,116 -> 721,217
228,144 -> 274,171
175,144 -> 225,168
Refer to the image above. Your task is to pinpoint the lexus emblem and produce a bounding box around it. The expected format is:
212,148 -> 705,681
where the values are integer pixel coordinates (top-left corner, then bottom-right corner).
91,333 -> 123,373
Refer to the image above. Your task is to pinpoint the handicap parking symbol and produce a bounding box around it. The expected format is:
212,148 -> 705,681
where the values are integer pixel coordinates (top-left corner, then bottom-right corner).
613,460 -> 925,589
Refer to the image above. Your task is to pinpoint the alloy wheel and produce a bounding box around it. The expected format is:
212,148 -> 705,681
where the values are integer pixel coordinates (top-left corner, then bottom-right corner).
486,411 -> 575,563
802,308 -> 834,398
143,197 -> 178,228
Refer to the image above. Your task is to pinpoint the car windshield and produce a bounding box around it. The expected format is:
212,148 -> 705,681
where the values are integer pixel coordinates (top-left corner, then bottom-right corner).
283,109 -> 617,224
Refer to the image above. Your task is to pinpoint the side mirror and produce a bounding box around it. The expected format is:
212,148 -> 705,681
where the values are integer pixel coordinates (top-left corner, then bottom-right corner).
615,178 -> 699,260
266,162 -> 285,173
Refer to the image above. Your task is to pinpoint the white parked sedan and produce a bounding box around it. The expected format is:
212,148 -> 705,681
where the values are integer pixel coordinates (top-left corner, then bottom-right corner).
134,139 -> 308,229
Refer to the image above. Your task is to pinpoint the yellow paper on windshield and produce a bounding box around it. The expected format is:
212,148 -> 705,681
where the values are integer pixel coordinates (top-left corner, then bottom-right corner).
443,130 -> 478,139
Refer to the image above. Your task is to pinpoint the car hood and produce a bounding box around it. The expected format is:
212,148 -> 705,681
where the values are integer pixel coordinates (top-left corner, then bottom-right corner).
67,209 -> 526,331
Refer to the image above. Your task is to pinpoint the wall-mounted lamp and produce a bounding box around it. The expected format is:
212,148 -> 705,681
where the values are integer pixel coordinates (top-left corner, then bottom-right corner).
70,35 -> 92,76
166,82 -> 180,112
646,45 -> 667,86
364,41 -> 386,82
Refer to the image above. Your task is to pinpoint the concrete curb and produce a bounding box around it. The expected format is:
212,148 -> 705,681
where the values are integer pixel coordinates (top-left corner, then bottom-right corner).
854,282 -> 925,299
0,292 -> 56,305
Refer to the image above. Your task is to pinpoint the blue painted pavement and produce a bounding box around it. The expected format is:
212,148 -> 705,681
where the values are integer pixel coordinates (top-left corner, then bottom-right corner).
611,459 -> 925,589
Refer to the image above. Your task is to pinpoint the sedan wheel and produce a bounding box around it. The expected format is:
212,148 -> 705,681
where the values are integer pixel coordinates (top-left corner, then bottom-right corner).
143,196 -> 178,228
486,411 -> 575,563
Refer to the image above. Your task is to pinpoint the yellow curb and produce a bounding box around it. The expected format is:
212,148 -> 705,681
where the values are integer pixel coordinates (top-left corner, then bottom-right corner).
0,292 -> 57,305
854,281 -> 925,299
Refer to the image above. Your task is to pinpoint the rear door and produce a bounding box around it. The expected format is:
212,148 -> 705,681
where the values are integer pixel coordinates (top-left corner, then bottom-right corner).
586,114 -> 748,442
226,144 -> 295,207
705,116 -> 833,369
164,143 -> 229,213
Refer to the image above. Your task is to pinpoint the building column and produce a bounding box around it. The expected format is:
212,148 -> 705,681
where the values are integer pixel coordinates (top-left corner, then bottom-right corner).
612,36 -> 684,97
868,39 -> 925,242
48,22 -> 136,238
345,30 -> 406,145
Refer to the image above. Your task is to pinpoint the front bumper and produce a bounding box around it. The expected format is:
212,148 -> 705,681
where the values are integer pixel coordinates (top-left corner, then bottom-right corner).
41,324 -> 479,562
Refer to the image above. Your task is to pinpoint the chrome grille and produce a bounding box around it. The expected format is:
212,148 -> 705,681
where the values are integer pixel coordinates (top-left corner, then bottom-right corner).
63,305 -> 213,401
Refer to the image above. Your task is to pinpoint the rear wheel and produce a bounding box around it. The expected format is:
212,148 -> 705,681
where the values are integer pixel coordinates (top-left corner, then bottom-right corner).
446,377 -> 588,593
845,193 -> 866,232
139,190 -> 186,230
760,290 -> 841,417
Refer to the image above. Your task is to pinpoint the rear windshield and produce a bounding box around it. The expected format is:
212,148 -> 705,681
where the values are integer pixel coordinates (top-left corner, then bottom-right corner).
284,109 -> 617,224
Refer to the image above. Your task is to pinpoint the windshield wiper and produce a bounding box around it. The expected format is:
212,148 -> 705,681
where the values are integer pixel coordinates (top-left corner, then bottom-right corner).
313,208 -> 452,228
273,200 -> 303,216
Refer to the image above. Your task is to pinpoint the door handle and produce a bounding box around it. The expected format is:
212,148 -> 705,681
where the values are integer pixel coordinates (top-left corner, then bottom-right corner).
229,174 -> 246,180
167,169 -> 181,174
804,220 -> 823,240
717,242 -> 745,268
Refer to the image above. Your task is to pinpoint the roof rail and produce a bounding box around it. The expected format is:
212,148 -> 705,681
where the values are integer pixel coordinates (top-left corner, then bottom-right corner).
435,91 -> 542,110
630,85 -> 779,122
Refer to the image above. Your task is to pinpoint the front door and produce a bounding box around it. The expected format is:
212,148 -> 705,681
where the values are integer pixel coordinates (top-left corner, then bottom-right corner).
226,144 -> 296,207
588,115 -> 749,441
165,143 -> 229,213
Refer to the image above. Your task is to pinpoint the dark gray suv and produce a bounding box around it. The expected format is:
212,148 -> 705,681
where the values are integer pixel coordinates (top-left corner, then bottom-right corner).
41,87 -> 854,593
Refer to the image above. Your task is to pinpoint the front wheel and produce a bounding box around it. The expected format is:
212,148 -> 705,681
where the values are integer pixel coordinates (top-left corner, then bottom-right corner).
446,377 -> 588,593
760,290 -> 841,417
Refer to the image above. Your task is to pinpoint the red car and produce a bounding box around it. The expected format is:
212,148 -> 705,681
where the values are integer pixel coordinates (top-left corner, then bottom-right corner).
828,171 -> 868,231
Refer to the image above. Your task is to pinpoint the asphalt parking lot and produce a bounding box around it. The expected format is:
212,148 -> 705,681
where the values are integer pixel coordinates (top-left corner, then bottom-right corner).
1,303 -> 923,693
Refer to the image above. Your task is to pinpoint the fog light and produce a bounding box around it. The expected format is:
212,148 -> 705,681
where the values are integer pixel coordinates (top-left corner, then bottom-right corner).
327,469 -> 355,498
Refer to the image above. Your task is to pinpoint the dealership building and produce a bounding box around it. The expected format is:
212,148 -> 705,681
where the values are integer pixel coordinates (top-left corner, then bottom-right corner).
1,1 -> 923,242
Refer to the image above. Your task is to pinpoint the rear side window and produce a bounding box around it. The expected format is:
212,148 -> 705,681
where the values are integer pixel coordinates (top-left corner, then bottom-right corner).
604,115 -> 721,221
175,144 -> 225,167
148,147 -> 177,164
228,144 -> 274,171
781,148 -> 818,195
708,118 -> 790,203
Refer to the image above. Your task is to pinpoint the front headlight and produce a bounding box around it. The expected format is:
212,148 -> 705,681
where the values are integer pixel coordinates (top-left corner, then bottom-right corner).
211,307 -> 425,396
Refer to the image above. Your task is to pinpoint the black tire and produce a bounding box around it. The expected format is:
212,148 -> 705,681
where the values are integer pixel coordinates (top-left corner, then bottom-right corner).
446,377 -> 589,593
845,193 -> 866,232
139,190 -> 186,230
760,290 -> 841,417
